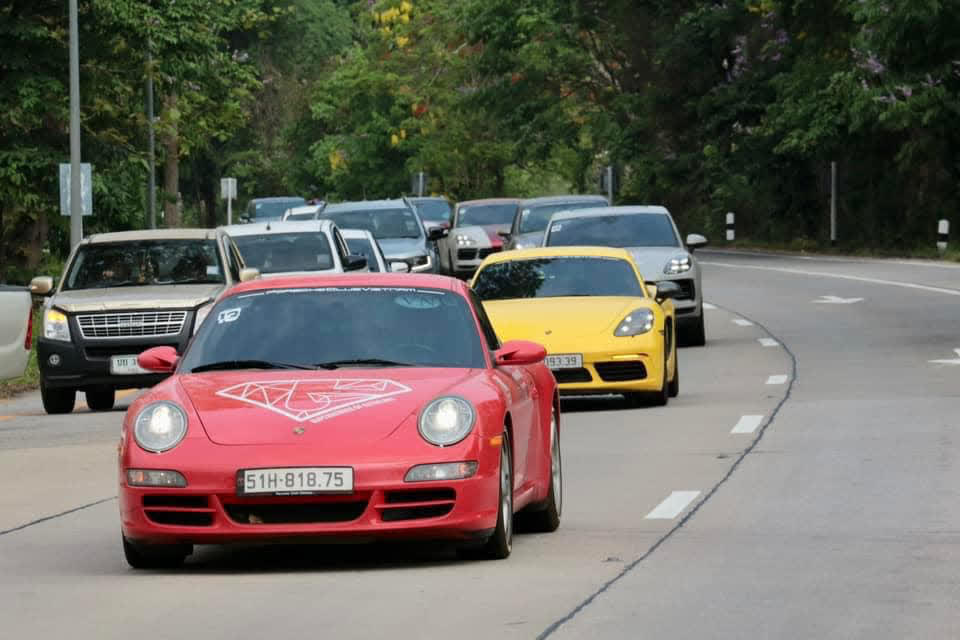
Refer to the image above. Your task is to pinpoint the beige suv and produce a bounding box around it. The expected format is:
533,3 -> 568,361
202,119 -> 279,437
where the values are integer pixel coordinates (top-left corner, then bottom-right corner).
31,228 -> 256,414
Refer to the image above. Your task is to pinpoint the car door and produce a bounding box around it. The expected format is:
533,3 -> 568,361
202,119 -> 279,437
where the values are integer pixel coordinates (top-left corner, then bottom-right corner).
0,286 -> 32,381
471,290 -> 539,490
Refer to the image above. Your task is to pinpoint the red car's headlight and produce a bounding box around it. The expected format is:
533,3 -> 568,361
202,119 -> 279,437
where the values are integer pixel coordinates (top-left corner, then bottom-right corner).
133,402 -> 188,453
418,396 -> 476,447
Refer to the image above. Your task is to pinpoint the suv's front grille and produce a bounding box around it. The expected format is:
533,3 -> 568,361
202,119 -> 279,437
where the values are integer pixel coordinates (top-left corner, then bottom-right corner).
77,311 -> 187,339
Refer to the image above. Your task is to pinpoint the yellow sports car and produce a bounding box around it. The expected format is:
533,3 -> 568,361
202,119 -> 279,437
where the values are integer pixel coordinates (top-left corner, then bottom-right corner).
471,247 -> 679,406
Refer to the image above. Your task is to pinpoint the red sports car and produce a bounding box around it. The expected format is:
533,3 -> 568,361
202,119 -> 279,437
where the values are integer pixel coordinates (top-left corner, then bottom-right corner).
119,274 -> 561,568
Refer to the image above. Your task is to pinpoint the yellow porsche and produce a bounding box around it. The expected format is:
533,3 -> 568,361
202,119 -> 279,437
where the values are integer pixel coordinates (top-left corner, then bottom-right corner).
471,247 -> 679,406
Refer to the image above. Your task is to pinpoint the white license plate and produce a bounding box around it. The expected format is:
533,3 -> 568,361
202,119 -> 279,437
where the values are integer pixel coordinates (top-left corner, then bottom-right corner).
239,467 -> 354,495
110,355 -> 149,375
546,353 -> 583,370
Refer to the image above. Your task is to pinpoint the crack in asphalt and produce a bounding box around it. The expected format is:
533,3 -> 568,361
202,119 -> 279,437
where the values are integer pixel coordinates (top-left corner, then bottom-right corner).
0,496 -> 117,537
538,305 -> 798,639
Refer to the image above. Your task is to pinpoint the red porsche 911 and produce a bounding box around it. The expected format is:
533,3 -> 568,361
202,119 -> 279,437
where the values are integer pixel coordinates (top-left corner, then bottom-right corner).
119,274 -> 561,568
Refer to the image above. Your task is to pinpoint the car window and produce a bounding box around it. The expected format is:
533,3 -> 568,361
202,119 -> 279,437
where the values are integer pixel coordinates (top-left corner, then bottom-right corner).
546,214 -> 680,248
322,208 -> 423,240
233,232 -> 335,274
63,240 -> 225,290
182,287 -> 487,370
518,200 -> 608,234
248,198 -> 306,221
458,204 -> 517,227
473,257 -> 645,300
345,237 -> 381,272
468,289 -> 501,351
412,199 -> 452,222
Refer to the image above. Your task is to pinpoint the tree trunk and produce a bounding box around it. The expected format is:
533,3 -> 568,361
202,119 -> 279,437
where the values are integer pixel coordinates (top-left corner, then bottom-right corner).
162,91 -> 180,226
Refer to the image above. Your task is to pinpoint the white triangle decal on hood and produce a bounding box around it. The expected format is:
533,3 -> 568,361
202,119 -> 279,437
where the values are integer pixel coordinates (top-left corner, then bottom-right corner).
216,378 -> 413,423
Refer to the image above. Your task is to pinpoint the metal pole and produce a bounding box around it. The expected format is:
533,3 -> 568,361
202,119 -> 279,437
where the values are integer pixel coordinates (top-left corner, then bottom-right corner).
606,166 -> 613,203
147,41 -> 156,229
227,196 -> 232,225
830,161 -> 837,246
68,0 -> 83,248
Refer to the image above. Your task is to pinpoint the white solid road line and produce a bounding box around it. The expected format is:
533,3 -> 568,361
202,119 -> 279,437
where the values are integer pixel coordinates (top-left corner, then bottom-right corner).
702,302 -> 717,310
645,491 -> 701,520
701,261 -> 960,297
733,318 -> 754,326
731,415 -> 765,434
766,374 -> 789,385
758,338 -> 779,347
929,348 -> 960,365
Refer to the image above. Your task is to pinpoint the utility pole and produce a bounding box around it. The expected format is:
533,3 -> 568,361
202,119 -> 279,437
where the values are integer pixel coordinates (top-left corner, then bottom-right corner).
147,41 -> 156,229
830,161 -> 837,246
68,0 -> 83,248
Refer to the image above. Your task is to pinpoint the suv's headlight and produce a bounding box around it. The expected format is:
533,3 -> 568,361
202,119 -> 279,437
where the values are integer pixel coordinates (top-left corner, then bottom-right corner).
614,309 -> 655,337
193,302 -> 213,335
133,402 -> 188,453
411,254 -> 432,272
419,396 -> 476,446
664,255 -> 692,274
456,234 -> 476,247
43,308 -> 71,342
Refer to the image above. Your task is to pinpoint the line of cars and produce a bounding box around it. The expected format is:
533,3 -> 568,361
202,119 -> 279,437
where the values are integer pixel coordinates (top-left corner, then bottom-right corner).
19,190 -> 706,567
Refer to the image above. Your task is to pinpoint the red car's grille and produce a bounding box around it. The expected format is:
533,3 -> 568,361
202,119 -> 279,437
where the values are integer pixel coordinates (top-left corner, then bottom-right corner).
143,495 -> 215,527
223,494 -> 369,525
377,488 -> 456,522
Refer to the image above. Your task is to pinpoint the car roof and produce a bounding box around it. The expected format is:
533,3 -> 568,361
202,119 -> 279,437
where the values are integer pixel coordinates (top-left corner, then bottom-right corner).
324,199 -> 411,212
248,196 -> 305,203
479,246 -> 635,265
220,220 -> 334,236
519,195 -> 609,207
85,228 -> 217,244
549,205 -> 670,222
285,204 -> 323,215
408,196 -> 450,203
457,198 -> 521,207
339,228 -> 375,240
225,273 -> 464,297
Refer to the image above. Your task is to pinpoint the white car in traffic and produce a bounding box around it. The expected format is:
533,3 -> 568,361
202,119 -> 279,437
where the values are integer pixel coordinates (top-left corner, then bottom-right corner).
222,220 -> 368,277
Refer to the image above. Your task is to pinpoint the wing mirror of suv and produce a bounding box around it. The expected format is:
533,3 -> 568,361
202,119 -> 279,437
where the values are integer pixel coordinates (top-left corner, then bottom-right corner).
138,346 -> 179,373
686,233 -> 708,251
427,227 -> 448,241
238,267 -> 260,282
648,281 -> 681,300
343,254 -> 368,271
389,261 -> 411,273
30,276 -> 54,295
494,340 -> 547,366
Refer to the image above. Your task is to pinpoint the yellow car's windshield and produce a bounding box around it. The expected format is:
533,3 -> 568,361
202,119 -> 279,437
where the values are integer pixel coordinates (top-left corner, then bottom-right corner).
474,257 -> 643,301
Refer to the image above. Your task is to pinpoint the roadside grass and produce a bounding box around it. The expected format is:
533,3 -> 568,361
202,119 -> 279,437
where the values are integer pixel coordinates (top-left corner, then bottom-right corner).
720,239 -> 960,263
0,306 -> 42,399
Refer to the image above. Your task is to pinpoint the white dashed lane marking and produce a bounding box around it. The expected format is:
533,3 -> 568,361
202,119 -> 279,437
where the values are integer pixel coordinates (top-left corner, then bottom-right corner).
732,318 -> 754,326
731,415 -> 765,434
645,491 -> 701,520
702,302 -> 717,310
766,375 -> 789,385
758,338 -> 779,347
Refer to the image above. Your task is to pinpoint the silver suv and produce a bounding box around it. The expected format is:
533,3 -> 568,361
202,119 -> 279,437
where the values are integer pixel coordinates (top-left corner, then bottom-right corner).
30,228 -> 254,414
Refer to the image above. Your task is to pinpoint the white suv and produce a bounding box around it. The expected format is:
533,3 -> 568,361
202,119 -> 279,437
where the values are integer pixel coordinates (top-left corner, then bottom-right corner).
222,219 -> 368,277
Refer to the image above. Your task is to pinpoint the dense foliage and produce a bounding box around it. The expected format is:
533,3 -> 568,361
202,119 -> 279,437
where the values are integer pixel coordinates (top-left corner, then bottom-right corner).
2,0 -> 958,281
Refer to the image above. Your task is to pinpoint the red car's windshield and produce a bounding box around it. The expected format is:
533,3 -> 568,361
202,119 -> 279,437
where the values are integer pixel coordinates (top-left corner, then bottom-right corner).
181,286 -> 487,371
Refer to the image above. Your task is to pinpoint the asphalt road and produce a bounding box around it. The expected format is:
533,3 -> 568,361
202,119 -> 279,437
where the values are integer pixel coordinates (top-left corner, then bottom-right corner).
1,250 -> 957,639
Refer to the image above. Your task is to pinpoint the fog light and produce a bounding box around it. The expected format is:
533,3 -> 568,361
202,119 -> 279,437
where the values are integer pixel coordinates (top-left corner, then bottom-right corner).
404,462 -> 478,482
48,354 -> 61,367
126,469 -> 187,487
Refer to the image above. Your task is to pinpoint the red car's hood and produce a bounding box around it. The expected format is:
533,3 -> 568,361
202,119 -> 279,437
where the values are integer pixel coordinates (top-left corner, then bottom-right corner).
178,368 -> 476,446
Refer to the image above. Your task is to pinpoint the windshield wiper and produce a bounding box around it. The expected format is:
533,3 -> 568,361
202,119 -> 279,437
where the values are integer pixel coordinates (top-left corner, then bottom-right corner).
191,360 -> 316,373
314,358 -> 415,370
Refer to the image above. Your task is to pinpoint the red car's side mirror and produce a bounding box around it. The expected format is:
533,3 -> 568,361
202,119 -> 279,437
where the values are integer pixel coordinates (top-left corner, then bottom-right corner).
138,346 -> 179,373
494,340 -> 547,366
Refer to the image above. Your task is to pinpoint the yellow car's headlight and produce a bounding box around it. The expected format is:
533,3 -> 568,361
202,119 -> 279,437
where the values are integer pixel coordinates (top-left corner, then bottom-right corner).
614,309 -> 655,337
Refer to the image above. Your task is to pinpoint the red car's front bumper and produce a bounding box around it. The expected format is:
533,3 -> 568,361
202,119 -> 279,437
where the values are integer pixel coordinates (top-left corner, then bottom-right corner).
119,442 -> 500,546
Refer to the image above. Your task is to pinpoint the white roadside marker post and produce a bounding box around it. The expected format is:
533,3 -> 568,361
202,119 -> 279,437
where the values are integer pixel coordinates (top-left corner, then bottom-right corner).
937,219 -> 949,254
726,212 -> 735,242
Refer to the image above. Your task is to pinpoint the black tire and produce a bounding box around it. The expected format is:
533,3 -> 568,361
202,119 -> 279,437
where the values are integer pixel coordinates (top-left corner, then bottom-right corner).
86,388 -> 115,412
122,536 -> 191,569
681,312 -> 706,347
518,409 -> 562,533
41,380 -> 76,415
463,433 -> 513,560
668,344 -> 680,398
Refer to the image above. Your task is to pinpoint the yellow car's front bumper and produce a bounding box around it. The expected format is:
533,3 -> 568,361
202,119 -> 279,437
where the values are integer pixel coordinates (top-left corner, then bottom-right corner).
546,336 -> 669,395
